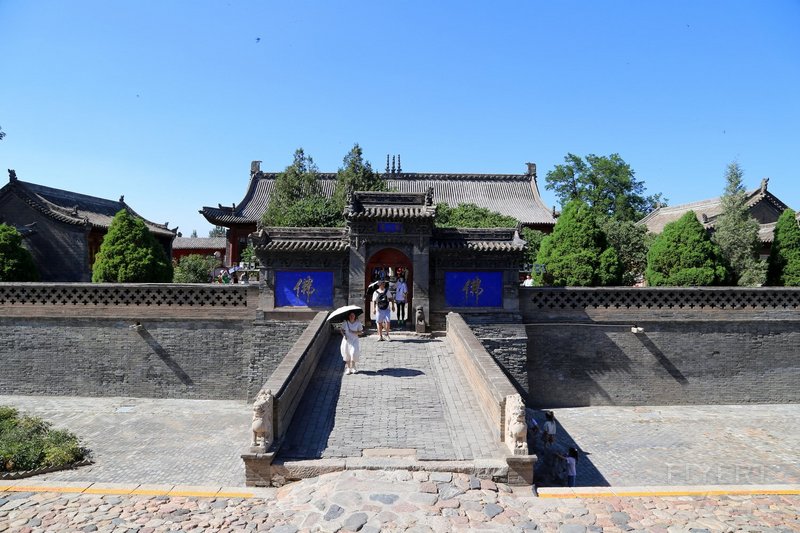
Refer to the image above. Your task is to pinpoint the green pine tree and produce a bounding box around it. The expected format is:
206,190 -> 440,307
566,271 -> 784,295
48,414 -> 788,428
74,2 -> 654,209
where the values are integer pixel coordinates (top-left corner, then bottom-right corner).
712,162 -> 766,286
92,210 -> 173,283
0,224 -> 39,281
645,211 -> 729,286
533,200 -> 620,286
332,144 -> 387,216
767,208 -> 800,286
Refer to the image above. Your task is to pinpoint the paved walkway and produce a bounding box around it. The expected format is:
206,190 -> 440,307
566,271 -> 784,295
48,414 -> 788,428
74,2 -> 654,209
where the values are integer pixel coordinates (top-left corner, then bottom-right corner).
278,332 -> 504,461
2,472 -> 799,532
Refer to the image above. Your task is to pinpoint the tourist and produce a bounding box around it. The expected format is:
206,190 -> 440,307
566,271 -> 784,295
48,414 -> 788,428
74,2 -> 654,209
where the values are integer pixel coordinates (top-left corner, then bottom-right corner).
340,311 -> 363,375
394,277 -> 408,328
542,411 -> 557,448
557,447 -> 579,487
522,274 -> 534,287
372,281 -> 394,341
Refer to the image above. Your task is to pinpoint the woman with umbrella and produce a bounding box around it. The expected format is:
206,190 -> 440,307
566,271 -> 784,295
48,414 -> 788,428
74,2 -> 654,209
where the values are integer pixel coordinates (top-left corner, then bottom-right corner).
329,305 -> 364,375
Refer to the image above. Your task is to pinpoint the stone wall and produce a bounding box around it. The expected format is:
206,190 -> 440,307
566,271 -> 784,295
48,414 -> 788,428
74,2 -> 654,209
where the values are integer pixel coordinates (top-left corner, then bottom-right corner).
521,287 -> 800,407
463,314 -> 528,399
0,283 -> 307,401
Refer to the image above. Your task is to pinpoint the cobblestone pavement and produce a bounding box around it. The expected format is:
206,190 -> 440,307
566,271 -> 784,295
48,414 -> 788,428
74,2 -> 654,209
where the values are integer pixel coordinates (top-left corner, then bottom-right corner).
534,404 -> 800,487
0,395 -> 250,486
2,470 -> 799,532
279,332 -> 505,461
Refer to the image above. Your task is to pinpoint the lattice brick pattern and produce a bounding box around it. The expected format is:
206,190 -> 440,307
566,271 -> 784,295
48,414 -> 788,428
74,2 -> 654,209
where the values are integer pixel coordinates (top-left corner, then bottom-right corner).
0,284 -> 248,307
528,288 -> 800,310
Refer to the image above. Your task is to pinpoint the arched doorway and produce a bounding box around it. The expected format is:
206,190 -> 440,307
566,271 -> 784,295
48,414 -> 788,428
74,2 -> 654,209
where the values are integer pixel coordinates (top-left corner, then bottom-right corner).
365,247 -> 412,327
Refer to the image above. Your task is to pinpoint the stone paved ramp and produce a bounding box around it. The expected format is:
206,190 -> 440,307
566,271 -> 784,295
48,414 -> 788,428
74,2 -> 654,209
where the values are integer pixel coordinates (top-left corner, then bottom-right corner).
279,332 -> 505,462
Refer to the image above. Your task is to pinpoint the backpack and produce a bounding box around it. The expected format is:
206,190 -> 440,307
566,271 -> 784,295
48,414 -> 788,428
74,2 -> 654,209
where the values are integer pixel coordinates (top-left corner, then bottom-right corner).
376,290 -> 390,310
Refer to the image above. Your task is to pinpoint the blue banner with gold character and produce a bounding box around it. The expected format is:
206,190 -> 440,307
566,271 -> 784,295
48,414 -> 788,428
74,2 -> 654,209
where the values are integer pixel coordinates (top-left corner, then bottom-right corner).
444,271 -> 503,308
275,271 -> 334,307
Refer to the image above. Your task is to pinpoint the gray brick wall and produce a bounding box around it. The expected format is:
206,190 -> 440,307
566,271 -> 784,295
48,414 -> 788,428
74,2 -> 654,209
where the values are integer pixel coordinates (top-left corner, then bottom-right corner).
463,315 -> 529,400
0,317 -> 306,401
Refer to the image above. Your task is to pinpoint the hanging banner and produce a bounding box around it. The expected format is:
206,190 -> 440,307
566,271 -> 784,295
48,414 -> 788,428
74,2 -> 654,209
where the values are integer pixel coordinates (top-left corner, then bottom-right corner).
444,271 -> 503,308
275,271 -> 334,307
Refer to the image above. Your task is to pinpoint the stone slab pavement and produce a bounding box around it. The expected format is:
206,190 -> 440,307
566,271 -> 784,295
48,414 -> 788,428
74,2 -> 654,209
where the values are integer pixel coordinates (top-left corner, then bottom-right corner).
0,395 -> 251,487
533,404 -> 800,488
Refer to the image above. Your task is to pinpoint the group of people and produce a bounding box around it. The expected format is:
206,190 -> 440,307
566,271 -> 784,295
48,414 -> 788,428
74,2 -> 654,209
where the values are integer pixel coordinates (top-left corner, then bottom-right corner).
528,410 -> 580,487
337,278 -> 409,375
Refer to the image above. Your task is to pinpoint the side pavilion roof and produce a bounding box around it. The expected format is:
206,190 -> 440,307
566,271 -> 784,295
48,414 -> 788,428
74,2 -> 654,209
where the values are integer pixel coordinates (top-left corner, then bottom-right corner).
200,167 -> 556,227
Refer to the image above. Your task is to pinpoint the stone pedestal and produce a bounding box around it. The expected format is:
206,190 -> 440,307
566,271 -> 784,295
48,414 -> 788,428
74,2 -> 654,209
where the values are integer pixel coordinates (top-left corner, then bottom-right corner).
242,451 -> 275,487
506,454 -> 537,486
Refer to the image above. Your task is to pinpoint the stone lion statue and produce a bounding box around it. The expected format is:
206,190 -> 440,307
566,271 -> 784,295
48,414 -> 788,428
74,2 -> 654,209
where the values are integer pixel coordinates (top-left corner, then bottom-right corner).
505,395 -> 528,455
251,389 -> 274,451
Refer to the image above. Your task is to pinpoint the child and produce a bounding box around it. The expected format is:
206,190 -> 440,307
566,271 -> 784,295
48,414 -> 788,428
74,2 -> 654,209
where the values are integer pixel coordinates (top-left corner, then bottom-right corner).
559,447 -> 579,487
542,411 -> 556,448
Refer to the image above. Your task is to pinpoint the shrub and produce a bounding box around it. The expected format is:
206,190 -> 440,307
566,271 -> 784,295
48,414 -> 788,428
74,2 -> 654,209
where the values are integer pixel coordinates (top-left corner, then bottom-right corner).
0,406 -> 89,472
92,210 -> 172,282
0,224 -> 39,281
767,208 -> 800,286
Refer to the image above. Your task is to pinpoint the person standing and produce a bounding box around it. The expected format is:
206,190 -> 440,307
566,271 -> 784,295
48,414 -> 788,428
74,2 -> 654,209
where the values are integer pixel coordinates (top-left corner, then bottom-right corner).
340,311 -> 363,375
394,277 -> 408,328
372,281 -> 394,341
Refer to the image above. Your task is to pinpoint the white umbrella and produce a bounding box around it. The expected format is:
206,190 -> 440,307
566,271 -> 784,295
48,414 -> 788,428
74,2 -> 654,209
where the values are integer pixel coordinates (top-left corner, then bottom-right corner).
327,305 -> 363,323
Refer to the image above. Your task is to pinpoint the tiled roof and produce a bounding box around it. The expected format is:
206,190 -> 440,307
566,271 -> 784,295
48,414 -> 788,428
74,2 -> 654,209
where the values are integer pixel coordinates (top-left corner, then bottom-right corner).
639,185 -> 791,241
4,178 -> 175,237
432,228 -> 526,252
250,227 -> 349,253
201,170 -> 555,227
173,237 -> 227,250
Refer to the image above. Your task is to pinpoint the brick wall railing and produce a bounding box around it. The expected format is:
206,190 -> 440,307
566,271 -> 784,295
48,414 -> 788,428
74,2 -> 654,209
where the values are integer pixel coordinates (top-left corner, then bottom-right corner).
0,283 -> 258,318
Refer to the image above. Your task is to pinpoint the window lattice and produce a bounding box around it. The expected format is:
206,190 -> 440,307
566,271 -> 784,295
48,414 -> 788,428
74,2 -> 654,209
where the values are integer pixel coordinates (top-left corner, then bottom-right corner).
0,284 -> 248,307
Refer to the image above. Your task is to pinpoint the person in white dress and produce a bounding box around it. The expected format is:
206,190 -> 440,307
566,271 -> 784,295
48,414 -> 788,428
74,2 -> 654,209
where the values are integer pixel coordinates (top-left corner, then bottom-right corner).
340,311 -> 363,375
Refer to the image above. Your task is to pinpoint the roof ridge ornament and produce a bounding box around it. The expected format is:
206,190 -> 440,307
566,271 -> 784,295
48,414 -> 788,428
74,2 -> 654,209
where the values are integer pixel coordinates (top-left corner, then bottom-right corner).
8,169 -> 16,182
761,177 -> 769,194
526,162 -> 537,181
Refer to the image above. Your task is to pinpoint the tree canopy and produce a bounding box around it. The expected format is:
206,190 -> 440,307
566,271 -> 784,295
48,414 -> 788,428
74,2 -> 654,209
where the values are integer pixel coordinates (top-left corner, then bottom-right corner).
332,144 -> 387,215
262,148 -> 340,227
601,218 -> 652,286
712,162 -> 766,286
545,153 -> 664,222
434,203 -> 518,228
92,210 -> 173,283
767,208 -> 800,286
533,200 -> 620,286
208,226 -> 226,238
645,211 -> 729,286
173,254 -> 216,283
0,224 -> 39,282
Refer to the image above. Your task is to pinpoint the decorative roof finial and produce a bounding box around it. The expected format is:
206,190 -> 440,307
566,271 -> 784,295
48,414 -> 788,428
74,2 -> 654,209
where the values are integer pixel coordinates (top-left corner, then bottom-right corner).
397,155 -> 401,174
701,213 -> 708,223
8,169 -> 17,182
391,156 -> 396,175
386,154 -> 390,174
760,177 -> 769,193
526,162 -> 537,179
119,195 -> 125,203
251,160 -> 262,175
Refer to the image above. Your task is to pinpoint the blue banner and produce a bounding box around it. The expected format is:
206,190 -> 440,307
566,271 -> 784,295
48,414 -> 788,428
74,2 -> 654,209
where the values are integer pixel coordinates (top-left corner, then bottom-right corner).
275,271 -> 334,307
444,271 -> 503,308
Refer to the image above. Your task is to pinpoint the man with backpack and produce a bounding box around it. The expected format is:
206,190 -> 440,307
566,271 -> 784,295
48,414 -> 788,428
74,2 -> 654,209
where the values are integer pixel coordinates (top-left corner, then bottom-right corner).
372,281 -> 394,341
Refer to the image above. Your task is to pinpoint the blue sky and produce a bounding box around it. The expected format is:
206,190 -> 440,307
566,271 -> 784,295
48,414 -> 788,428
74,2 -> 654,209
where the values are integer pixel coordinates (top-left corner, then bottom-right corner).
1,1 -> 798,236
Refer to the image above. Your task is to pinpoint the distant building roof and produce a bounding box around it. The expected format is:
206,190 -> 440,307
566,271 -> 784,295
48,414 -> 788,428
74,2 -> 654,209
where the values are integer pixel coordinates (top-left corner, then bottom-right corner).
639,179 -> 790,241
1,171 -> 175,238
200,165 -> 556,228
173,237 -> 227,250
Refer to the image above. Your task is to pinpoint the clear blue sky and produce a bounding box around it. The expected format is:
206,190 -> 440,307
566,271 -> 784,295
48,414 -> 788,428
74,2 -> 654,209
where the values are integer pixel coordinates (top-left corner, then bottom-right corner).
2,1 -> 798,236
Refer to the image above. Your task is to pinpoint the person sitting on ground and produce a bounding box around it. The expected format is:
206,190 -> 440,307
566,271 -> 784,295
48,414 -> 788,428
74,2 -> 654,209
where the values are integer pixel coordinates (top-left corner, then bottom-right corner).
372,281 -> 394,341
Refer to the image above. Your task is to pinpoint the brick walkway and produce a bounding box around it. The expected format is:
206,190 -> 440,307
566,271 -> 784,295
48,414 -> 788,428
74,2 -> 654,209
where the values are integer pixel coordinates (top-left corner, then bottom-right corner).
278,332 -> 505,461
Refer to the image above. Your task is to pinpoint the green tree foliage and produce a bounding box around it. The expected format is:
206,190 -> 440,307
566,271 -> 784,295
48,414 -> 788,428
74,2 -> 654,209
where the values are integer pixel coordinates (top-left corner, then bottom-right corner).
172,254 -> 216,283
712,162 -> 767,286
767,208 -> 800,286
533,200 -> 621,286
262,148 -> 340,227
645,211 -> 729,286
332,144 -> 387,215
0,224 -> 39,281
435,203 -> 518,228
92,210 -> 173,282
545,153 -> 664,222
208,226 -> 226,237
601,218 -> 652,286
520,227 -> 546,270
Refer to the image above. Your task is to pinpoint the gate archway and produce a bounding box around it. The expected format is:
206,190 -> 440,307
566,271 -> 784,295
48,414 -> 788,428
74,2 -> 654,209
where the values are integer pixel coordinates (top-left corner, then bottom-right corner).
365,247 -> 412,325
